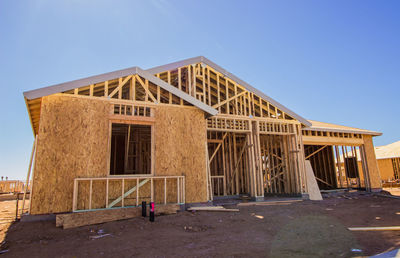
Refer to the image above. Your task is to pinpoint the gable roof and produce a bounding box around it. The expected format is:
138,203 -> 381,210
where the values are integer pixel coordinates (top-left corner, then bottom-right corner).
305,120 -> 382,136
23,66 -> 218,116
375,140 -> 400,159
147,56 -> 311,126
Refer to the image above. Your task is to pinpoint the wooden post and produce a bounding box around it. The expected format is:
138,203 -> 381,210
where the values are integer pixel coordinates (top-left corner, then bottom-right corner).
121,178 -> 124,207
164,178 -> 167,204
151,178 -> 154,202
106,178 -> 109,208
89,179 -> 93,210
177,177 -> 180,203
335,146 -> 343,188
22,135 -> 37,215
72,179 -> 78,212
136,178 -> 139,206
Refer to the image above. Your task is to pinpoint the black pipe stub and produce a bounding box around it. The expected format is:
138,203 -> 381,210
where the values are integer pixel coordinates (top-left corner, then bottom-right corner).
149,202 -> 155,222
142,201 -> 146,217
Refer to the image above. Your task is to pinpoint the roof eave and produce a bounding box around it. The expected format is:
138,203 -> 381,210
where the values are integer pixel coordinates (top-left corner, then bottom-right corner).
24,67 -> 141,100
23,66 -> 218,116
303,127 -> 382,136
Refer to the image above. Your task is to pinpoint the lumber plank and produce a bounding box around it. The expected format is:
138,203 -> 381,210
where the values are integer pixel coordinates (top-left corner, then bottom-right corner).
56,204 -> 180,229
237,200 -> 303,206
188,207 -> 239,212
348,226 -> 400,231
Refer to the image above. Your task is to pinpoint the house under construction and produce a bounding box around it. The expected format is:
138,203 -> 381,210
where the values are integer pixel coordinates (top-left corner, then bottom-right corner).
23,56 -> 382,216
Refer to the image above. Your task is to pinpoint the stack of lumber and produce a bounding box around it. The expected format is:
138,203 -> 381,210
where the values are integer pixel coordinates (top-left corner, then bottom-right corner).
56,204 -> 180,229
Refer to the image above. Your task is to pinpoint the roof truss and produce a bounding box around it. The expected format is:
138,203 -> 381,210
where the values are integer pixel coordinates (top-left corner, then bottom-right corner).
23,56 -> 314,135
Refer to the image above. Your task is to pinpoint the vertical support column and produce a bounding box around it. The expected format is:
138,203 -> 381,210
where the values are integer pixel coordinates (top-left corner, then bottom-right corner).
164,178 -> 167,204
89,179 -> 93,210
177,177 -> 180,203
221,136 -> 227,196
72,179 -> 78,212
136,178 -> 139,206
335,146 -> 344,188
362,135 -> 381,191
105,178 -> 109,208
253,121 -> 264,198
205,141 -> 213,201
296,124 -> 307,194
182,177 -> 186,203
22,135 -> 37,215
151,178 -> 154,202
359,145 -> 371,191
248,122 -> 258,197
233,133 -> 238,195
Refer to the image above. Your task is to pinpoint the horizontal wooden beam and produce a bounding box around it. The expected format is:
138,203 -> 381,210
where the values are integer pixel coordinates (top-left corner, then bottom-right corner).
302,136 -> 363,146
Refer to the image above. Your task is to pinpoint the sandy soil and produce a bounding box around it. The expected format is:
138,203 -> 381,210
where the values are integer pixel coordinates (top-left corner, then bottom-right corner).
0,192 -> 399,257
384,187 -> 400,196
0,199 -> 29,245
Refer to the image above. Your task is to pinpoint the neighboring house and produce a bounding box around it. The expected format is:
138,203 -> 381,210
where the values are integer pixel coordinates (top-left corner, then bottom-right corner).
375,141 -> 400,182
23,56 -> 382,215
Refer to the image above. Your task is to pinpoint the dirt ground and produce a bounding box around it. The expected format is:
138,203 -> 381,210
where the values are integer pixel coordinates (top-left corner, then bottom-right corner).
384,187 -> 400,196
0,192 -> 399,257
0,198 -> 28,245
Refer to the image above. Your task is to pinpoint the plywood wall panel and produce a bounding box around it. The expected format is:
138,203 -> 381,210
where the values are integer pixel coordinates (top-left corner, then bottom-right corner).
31,95 -> 208,214
377,159 -> 395,181
31,95 -> 110,214
362,135 -> 382,190
154,106 -> 208,203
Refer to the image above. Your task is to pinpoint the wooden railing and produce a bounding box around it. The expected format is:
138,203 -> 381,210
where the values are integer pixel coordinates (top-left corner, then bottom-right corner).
207,117 -> 251,132
0,180 -> 26,194
111,103 -> 154,118
258,121 -> 296,135
72,175 -> 185,212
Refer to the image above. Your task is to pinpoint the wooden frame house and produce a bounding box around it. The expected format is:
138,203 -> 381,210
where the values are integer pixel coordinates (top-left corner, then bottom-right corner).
374,141 -> 400,182
23,56 -> 382,215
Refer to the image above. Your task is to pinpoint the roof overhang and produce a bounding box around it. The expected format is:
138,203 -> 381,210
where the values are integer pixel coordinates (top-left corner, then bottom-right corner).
23,66 -> 218,116
303,120 -> 382,136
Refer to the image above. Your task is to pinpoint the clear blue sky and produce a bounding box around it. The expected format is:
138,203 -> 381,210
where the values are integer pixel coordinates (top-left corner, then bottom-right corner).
0,0 -> 399,180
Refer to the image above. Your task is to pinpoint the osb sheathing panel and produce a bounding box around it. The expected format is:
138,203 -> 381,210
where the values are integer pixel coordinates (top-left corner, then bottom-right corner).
377,159 -> 395,181
154,106 -> 207,203
31,95 -> 109,214
363,135 -> 382,189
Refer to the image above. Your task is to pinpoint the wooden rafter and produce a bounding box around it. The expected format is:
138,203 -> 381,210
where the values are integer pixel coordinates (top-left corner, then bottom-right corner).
108,75 -> 132,98
212,91 -> 246,109
135,75 -> 157,103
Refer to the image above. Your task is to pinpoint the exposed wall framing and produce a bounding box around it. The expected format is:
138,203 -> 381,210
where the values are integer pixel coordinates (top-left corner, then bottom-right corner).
304,144 -> 369,190
392,158 -> 400,180
260,134 -> 302,195
207,120 -> 305,198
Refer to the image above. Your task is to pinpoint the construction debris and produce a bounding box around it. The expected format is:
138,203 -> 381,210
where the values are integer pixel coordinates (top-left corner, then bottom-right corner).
238,200 -> 302,206
348,226 -> 400,231
188,206 -> 239,212
89,234 -> 111,240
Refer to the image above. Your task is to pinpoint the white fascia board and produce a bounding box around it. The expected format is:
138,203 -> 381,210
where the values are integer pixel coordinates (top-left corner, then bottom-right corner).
23,67 -> 140,100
